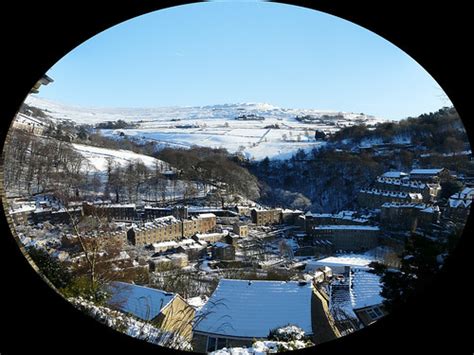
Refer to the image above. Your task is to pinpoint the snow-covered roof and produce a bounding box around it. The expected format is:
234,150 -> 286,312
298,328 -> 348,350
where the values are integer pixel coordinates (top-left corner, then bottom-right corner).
104,203 -> 136,208
198,213 -> 216,219
381,202 -> 440,213
420,206 -> 440,213
213,242 -> 231,248
460,187 -> 474,198
178,238 -> 196,246
377,176 -> 427,189
360,188 -> 424,200
152,215 -> 179,226
410,168 -> 444,175
15,113 -> 45,126
110,251 -> 130,261
195,231 -> 228,239
350,269 -> 384,309
281,209 -> 303,214
450,187 -> 474,200
9,204 -> 36,214
107,282 -> 175,321
144,205 -> 170,210
313,225 -> 379,231
306,211 -> 369,224
167,253 -> 188,260
381,171 -> 408,178
152,241 -> 178,249
189,207 -> 223,213
187,296 -> 208,311
308,255 -> 375,270
449,199 -> 472,209
194,279 -> 313,338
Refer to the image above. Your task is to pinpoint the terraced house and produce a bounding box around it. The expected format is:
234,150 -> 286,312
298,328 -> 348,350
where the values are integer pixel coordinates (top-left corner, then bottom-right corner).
127,213 -> 216,246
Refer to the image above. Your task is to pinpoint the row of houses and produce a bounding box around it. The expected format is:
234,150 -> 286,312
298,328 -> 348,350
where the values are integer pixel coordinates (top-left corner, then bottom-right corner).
108,253 -> 387,352
357,188 -> 423,210
126,213 -> 217,246
373,176 -> 441,202
11,113 -> 47,135
250,208 -> 303,226
380,202 -> 440,232
445,187 -> 474,224
82,202 -> 137,220
304,211 -> 370,233
358,168 -> 451,210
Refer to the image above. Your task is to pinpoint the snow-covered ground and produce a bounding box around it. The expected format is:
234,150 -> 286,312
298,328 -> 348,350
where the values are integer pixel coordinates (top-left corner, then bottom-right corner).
71,143 -> 170,172
71,143 -> 210,201
210,325 -> 313,354
69,297 -> 192,351
25,96 -> 386,160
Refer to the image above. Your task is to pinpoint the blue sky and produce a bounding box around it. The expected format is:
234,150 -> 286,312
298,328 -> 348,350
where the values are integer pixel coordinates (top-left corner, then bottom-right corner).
39,2 -> 450,120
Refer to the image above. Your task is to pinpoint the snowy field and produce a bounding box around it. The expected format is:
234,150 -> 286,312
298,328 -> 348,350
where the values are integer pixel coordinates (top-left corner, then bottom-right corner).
72,143 -> 170,172
25,96 -> 386,160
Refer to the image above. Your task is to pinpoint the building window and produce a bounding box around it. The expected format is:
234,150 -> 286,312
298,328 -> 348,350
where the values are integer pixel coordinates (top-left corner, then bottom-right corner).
366,307 -> 384,320
207,337 -> 227,352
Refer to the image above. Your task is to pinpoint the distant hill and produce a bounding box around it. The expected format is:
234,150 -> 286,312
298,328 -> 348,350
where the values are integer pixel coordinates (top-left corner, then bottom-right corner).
23,95 -> 386,160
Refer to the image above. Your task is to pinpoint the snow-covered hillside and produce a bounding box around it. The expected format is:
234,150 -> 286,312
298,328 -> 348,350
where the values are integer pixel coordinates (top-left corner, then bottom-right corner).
72,143 -> 170,173
25,96 -> 386,160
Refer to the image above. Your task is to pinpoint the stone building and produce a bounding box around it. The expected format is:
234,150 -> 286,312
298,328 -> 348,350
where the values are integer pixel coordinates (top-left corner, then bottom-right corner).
232,222 -> 248,237
304,211 -> 369,234
234,205 -> 251,216
127,213 -> 217,247
33,207 -> 83,224
225,233 -> 240,247
176,240 -> 207,261
149,253 -> 189,271
373,176 -> 441,202
194,213 -> 216,235
409,168 -> 451,182
211,242 -> 235,260
380,202 -> 440,232
357,189 -> 423,210
251,208 -> 282,225
83,202 -> 136,220
192,231 -> 227,244
8,203 -> 36,225
172,205 -> 189,220
144,206 -> 172,220
311,225 -> 380,252
445,187 -> 474,224
281,209 -> 304,225
11,113 -> 47,135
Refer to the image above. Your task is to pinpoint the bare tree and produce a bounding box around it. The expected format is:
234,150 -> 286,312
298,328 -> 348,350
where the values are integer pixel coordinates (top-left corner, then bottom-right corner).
52,193 -> 124,292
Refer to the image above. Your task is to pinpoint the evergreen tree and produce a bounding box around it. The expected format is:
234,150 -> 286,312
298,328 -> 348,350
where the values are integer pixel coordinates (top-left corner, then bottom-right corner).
369,234 -> 443,313
26,246 -> 72,289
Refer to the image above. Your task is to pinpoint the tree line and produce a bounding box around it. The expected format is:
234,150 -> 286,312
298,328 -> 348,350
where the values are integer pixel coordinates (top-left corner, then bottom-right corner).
330,106 -> 468,153
3,128 -> 86,198
156,146 -> 261,201
250,148 -> 385,212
